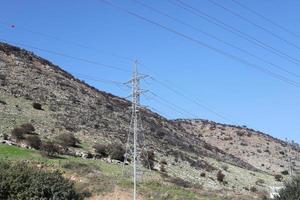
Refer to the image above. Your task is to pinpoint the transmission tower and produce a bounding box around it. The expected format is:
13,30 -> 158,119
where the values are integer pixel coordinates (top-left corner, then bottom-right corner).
124,60 -> 148,200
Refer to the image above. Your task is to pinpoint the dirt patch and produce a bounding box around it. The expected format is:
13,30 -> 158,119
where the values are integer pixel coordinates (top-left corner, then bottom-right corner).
88,187 -> 143,200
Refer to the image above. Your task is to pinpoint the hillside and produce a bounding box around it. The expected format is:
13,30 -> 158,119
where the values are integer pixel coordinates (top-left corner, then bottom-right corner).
0,42 -> 298,199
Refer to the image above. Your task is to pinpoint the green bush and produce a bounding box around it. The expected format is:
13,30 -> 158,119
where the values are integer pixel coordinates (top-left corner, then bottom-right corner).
0,161 -> 83,200
273,176 -> 300,200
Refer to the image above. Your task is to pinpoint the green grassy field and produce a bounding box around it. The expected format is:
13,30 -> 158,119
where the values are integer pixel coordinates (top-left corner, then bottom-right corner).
0,144 -> 227,200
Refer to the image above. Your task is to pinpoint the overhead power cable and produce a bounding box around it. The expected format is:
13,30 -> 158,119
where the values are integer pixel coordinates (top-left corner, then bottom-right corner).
131,0 -> 300,79
230,0 -> 300,39
0,38 -> 131,73
206,0 -> 300,51
0,19 -> 133,63
99,0 -> 300,89
171,0 -> 300,66
148,91 -> 199,118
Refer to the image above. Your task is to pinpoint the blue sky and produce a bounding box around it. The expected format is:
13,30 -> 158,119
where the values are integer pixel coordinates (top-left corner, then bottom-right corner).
1,0 -> 300,143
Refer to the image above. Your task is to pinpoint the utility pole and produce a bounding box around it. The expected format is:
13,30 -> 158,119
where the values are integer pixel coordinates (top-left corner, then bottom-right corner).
125,60 -> 148,200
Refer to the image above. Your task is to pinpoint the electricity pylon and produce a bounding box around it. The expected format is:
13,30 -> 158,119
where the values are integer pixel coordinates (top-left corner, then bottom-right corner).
124,60 -> 148,200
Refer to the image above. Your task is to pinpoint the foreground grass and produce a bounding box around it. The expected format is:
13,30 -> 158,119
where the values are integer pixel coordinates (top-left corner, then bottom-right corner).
0,144 -> 225,200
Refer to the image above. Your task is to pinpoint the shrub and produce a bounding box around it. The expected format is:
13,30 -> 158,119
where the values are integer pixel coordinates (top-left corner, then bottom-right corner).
0,161 -> 83,200
11,127 -> 25,142
25,135 -> 42,150
169,177 -> 192,188
20,123 -> 35,134
200,172 -> 206,177
274,176 -> 300,200
32,102 -> 42,110
217,170 -> 225,182
2,133 -> 8,140
256,179 -> 265,185
107,144 -> 125,162
56,133 -> 80,147
40,141 -> 60,157
275,174 -> 283,182
0,100 -> 6,105
236,131 -> 245,137
281,170 -> 289,175
250,186 -> 257,192
141,150 -> 155,170
93,144 -> 108,157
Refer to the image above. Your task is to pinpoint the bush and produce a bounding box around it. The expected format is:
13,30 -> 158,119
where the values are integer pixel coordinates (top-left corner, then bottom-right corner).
281,170 -> 289,175
25,135 -> 42,150
275,174 -> 283,182
274,176 -> 300,200
217,170 -> 225,182
0,161 -> 83,200
169,177 -> 192,188
2,133 -> 8,140
41,141 -> 60,157
11,127 -> 25,142
10,123 -> 35,142
56,133 -> 80,147
107,144 -> 125,161
33,102 -> 43,110
250,186 -> 257,192
20,123 -> 35,134
141,150 -> 155,170
93,144 -> 108,157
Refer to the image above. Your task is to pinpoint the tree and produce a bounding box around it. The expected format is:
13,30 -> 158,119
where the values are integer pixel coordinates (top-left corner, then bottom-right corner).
0,161 -> 83,200
273,176 -> 300,200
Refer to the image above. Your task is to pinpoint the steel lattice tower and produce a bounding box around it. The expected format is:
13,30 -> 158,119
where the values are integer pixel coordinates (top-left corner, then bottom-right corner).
124,60 -> 148,200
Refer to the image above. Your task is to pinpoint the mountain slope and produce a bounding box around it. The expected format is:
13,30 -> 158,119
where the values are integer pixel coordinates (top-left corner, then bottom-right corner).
0,42 -> 298,197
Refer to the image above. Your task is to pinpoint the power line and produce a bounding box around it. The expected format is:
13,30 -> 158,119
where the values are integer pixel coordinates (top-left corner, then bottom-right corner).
171,0 -> 300,66
148,91 -> 199,118
131,0 -> 300,79
99,0 -> 300,89
0,19 -> 134,63
230,0 -> 300,39
0,39 -> 131,73
206,0 -> 300,51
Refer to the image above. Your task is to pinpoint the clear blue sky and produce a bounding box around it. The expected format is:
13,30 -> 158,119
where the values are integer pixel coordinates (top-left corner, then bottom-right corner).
1,0 -> 299,143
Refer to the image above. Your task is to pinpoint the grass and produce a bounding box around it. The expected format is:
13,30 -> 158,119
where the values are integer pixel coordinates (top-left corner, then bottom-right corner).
0,144 -> 227,199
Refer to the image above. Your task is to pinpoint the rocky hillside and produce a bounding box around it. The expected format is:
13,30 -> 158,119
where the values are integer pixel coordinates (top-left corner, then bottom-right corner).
173,119 -> 300,176
0,42 -> 298,197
